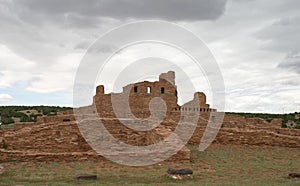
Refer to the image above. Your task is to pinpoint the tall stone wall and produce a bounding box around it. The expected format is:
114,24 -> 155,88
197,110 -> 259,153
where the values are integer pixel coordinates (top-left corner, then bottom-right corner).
94,71 -> 179,119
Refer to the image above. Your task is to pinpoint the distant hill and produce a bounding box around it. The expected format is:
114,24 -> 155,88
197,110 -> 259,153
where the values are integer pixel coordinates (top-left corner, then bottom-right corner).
0,106 -> 72,125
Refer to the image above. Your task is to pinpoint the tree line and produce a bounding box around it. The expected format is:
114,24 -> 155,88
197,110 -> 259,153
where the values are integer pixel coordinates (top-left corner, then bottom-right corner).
0,106 -> 72,124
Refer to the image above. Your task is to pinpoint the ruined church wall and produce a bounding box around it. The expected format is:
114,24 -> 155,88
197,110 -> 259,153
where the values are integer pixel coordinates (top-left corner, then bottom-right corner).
94,71 -> 179,119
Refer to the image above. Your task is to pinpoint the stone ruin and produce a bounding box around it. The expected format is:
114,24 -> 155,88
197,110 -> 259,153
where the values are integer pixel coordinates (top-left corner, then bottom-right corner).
92,71 -> 215,119
1,71 -> 300,163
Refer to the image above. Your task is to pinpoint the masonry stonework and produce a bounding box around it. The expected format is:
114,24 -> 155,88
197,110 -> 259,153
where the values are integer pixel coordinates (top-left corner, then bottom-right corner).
2,71 -> 297,164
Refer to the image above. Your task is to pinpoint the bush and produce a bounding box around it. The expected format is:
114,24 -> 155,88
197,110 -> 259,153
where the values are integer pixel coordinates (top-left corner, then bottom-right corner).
0,116 -> 14,124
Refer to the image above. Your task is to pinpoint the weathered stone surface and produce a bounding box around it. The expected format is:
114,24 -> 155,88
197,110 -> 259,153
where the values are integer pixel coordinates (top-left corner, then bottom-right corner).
0,121 -> 190,162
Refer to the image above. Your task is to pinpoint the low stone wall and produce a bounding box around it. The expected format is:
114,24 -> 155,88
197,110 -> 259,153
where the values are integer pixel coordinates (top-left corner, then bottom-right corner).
187,114 -> 300,148
222,114 -> 282,129
0,120 -> 190,163
188,126 -> 300,148
0,148 -> 190,163
36,115 -> 75,124
0,149 -> 104,162
214,127 -> 300,147
2,113 -> 299,163
1,122 -> 90,153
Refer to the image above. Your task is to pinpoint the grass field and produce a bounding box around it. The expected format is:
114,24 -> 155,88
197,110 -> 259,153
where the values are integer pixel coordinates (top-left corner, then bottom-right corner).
1,144 -> 300,185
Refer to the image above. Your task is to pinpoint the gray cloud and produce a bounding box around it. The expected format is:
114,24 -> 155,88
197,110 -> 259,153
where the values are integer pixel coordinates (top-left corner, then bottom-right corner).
254,14 -> 300,76
277,52 -> 300,74
0,0 -> 228,66
256,16 -> 300,53
15,0 -> 227,22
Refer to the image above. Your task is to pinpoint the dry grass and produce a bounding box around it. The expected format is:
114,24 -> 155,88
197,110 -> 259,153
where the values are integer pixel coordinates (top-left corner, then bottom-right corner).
1,144 -> 300,185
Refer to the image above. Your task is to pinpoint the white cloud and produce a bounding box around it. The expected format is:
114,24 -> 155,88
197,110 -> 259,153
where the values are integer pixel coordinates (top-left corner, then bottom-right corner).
25,52 -> 82,93
0,44 -> 36,88
0,94 -> 13,103
0,43 -> 82,93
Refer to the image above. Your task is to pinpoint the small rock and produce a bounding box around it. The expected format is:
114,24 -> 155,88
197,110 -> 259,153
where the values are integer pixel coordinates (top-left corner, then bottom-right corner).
167,168 -> 193,180
167,168 -> 193,175
167,173 -> 193,180
74,174 -> 97,180
170,174 -> 182,180
289,173 -> 300,178
0,164 -> 5,175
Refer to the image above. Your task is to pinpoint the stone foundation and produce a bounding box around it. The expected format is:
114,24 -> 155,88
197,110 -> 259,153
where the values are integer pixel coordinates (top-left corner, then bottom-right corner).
0,120 -> 190,163
2,112 -> 299,164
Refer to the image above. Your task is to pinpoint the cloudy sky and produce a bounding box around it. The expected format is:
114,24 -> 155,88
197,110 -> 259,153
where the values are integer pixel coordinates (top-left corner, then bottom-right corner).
0,0 -> 299,113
